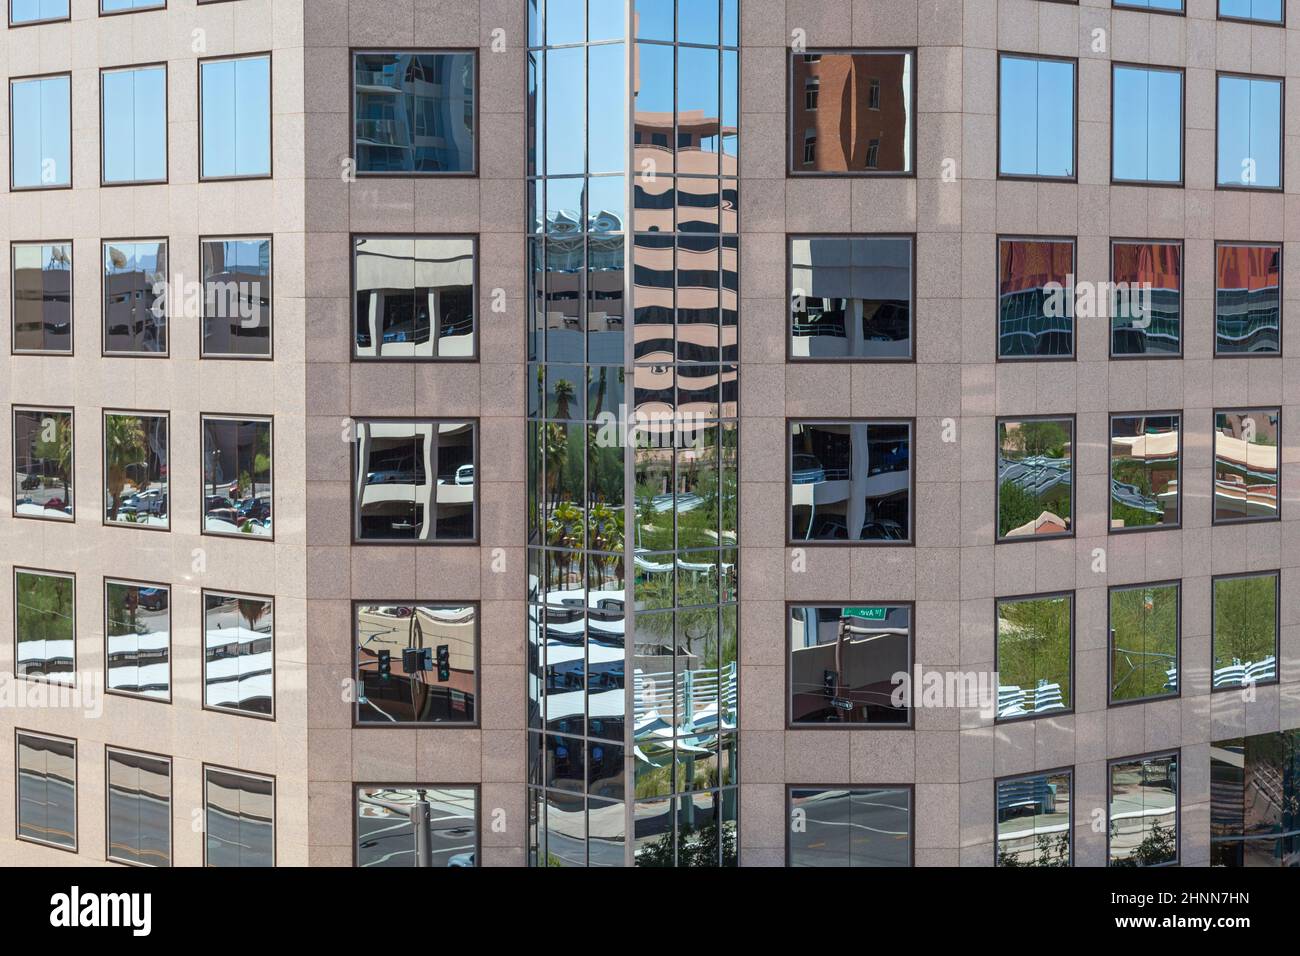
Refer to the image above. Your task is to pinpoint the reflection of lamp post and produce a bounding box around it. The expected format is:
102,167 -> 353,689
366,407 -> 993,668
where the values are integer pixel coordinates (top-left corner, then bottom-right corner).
209,448 -> 222,503
410,788 -> 434,867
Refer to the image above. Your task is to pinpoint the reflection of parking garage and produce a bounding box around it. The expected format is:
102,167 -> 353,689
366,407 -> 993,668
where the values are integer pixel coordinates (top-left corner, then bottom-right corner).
356,604 -> 477,723
790,421 -> 910,541
1211,730 -> 1300,867
789,605 -> 909,724
355,420 -> 475,540
1213,411 -> 1280,520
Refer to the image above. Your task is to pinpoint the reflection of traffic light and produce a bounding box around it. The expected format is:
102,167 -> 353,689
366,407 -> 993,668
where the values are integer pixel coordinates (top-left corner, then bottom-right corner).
437,644 -> 450,682
823,669 -> 837,697
378,649 -> 391,680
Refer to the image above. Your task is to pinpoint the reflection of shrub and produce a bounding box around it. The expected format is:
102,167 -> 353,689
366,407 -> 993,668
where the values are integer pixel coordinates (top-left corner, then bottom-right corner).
1109,819 -> 1176,867
997,832 -> 1070,867
637,819 -> 736,868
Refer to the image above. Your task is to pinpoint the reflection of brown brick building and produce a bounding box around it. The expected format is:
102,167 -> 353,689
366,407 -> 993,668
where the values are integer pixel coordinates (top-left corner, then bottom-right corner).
792,52 -> 911,172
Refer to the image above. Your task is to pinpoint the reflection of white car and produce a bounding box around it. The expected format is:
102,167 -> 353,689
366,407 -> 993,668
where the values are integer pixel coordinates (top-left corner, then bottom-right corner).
449,851 -> 475,867
455,464 -> 474,485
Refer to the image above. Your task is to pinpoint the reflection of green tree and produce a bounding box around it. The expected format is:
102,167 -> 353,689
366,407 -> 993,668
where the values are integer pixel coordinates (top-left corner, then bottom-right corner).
998,597 -> 1071,706
637,819 -> 736,868
1213,575 -> 1277,670
1110,819 -> 1176,867
997,832 -> 1070,867
17,573 -> 73,644
1002,420 -> 1070,458
106,584 -> 139,637
1110,585 -> 1178,701
33,414 -> 73,500
999,480 -> 1069,535
105,415 -> 147,521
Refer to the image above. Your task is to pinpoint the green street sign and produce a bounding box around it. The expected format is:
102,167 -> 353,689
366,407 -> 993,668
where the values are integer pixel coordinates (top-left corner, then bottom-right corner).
843,606 -> 887,621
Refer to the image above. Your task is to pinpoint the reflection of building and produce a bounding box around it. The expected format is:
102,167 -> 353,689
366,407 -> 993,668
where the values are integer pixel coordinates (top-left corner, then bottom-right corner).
1214,413 -> 1280,519
1216,244 -> 1281,353
353,53 -> 475,172
356,605 -> 477,723
791,52 -> 911,172
1211,731 -> 1300,867
790,421 -> 911,540
998,239 -> 1074,357
789,605 -> 910,724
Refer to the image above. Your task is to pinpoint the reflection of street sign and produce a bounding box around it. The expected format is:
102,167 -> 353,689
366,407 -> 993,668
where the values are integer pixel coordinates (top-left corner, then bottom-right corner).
843,606 -> 887,621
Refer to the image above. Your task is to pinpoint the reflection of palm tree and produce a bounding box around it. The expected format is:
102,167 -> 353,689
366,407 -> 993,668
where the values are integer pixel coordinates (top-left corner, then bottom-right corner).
238,598 -> 267,635
553,378 -> 576,420
34,416 -> 74,505
105,415 -> 147,520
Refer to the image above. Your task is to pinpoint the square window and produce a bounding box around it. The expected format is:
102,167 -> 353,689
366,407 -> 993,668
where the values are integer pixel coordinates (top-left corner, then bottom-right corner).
1112,65 -> 1182,184
996,769 -> 1073,866
13,406 -> 73,521
1213,409 -> 1280,522
105,748 -> 171,867
354,603 -> 478,725
11,242 -> 72,354
1109,582 -> 1180,704
1215,243 -> 1281,354
998,237 -> 1075,358
200,54 -> 271,180
1219,0 -> 1284,23
788,604 -> 911,726
201,236 -> 272,358
103,239 -> 168,355
9,73 -> 71,189
200,415 -> 273,538
353,51 -> 476,174
999,54 -> 1075,179
1217,74 -> 1282,189
996,417 -> 1074,540
1111,241 -> 1182,356
1108,752 -> 1179,866
203,590 -> 274,717
105,578 -> 171,701
789,235 -> 913,360
788,419 -> 912,543
1109,413 -> 1181,531
15,731 -> 76,851
10,0 -> 68,25
203,766 -> 274,866
995,592 -> 1073,720
354,786 -> 479,867
789,50 -> 914,175
1212,572 -> 1279,690
353,236 -> 476,359
103,411 -> 169,529
14,567 -> 76,685
353,419 -> 477,542
788,787 -> 912,866
100,65 -> 167,185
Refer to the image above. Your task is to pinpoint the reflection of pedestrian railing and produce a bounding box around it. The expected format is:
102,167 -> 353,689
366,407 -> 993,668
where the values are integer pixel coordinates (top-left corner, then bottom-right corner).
1212,657 -> 1276,688
997,680 -> 1066,718
633,662 -> 737,731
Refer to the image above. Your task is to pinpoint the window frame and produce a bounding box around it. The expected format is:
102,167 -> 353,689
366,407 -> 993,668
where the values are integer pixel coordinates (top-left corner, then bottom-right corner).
785,233 -> 916,364
1110,62 -> 1185,188
10,239 -> 74,356
99,0 -> 165,15
1112,0 -> 1185,15
1214,71 -> 1285,193
101,407 -> 170,532
349,232 -> 480,363
350,47 -> 480,179
201,763 -> 276,867
351,782 -> 481,867
199,233 -> 274,360
103,575 -> 172,704
784,416 -> 916,547
1212,406 -> 1282,525
350,416 -> 480,545
198,412 -> 275,542
1107,410 -> 1183,534
8,0 -> 70,28
14,728 -> 78,853
784,600 -> 916,730
12,404 -> 74,523
351,600 -> 482,728
993,765 -> 1075,867
1106,579 -> 1182,707
1108,237 -> 1184,359
197,51 -> 274,183
993,589 -> 1076,724
100,236 -> 170,358
996,51 -> 1078,183
1210,569 -> 1281,693
200,588 -> 276,721
8,70 -> 73,192
1217,0 -> 1286,26
12,567 -> 76,688
785,47 -> 918,179
994,413 -> 1076,543
98,62 -> 169,188
995,234 -> 1078,362
103,745 -> 173,868
1213,240 -> 1283,357
1106,748 -> 1181,867
784,783 -> 915,867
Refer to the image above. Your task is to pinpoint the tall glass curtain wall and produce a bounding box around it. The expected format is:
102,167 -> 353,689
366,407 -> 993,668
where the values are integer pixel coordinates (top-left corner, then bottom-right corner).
526,0 -> 740,867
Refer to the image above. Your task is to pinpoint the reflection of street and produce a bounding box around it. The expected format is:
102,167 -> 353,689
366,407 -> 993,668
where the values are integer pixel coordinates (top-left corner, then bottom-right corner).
355,788 -> 476,867
789,788 -> 910,866
18,773 -> 76,849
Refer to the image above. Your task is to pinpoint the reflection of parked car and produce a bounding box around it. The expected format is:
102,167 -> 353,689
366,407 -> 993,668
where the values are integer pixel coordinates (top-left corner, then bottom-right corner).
366,469 -> 425,485
44,497 -> 67,513
20,475 -> 40,490
448,851 -> 475,868
808,515 -> 848,539
791,454 -> 826,484
205,494 -> 234,513
237,497 -> 272,521
454,463 -> 474,485
206,507 -> 240,525
137,588 -> 167,611
862,519 -> 907,540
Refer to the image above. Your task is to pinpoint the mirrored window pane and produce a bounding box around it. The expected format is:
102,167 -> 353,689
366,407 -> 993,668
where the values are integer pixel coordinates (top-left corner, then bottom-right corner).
204,767 -> 274,867
10,74 -> 71,189
102,0 -> 164,10
1219,0 -> 1283,21
1216,243 -> 1281,354
101,65 -> 167,184
999,55 -> 1075,178
998,238 -> 1074,358
202,237 -> 272,357
106,749 -> 171,867
1213,572 -> 1278,689
355,786 -> 478,867
996,593 -> 1072,720
103,239 -> 168,354
1210,730 -> 1300,867
105,579 -> 170,700
1111,242 -> 1181,355
14,568 -> 75,684
1109,582 -> 1179,704
12,242 -> 72,353
790,236 -> 912,360
16,732 -> 76,850
203,591 -> 274,716
997,418 -> 1073,539
354,419 -> 476,541
201,416 -> 273,536
13,407 -> 73,521
790,51 -> 913,174
1217,74 -> 1281,189
353,51 -> 475,174
1115,0 -> 1183,9
11,0 -> 69,24
1112,66 -> 1181,184
353,236 -> 475,359
788,787 -> 912,866
201,55 -> 271,179
1214,409 -> 1280,522
355,604 -> 477,724
788,419 -> 912,543
996,770 -> 1072,866
1110,414 -> 1181,530
789,604 -> 910,725
1109,753 -> 1178,866
103,412 -> 168,528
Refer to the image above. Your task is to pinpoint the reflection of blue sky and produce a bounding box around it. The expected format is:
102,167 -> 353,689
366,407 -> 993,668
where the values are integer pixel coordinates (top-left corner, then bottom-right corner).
102,66 -> 167,184
11,75 -> 70,188
11,0 -> 68,23
1000,56 -> 1074,178
201,56 -> 271,178
1117,0 -> 1183,9
1220,0 -> 1283,21
1218,76 -> 1281,188
1113,66 -> 1181,183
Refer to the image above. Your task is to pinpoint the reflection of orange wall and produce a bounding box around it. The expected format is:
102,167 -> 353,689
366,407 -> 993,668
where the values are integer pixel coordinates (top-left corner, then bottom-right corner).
792,54 -> 907,172
1112,242 -> 1181,290
1217,245 -> 1281,291
999,240 -> 1073,294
